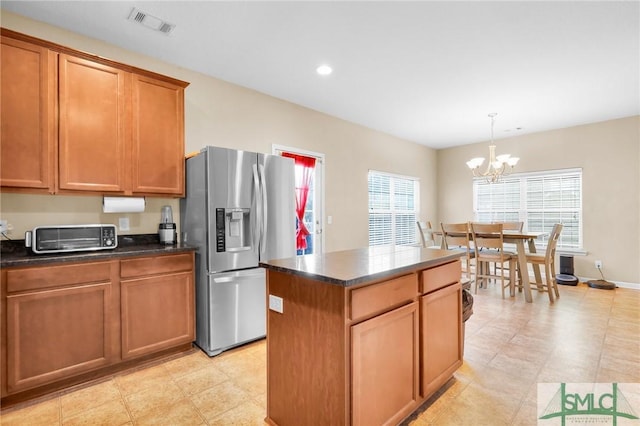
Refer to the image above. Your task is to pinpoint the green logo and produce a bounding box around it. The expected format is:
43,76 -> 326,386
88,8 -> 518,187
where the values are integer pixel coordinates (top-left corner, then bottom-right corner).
539,383 -> 639,425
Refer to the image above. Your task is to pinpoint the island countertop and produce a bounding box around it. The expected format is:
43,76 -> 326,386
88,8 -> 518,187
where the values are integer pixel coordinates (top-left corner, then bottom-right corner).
259,245 -> 463,287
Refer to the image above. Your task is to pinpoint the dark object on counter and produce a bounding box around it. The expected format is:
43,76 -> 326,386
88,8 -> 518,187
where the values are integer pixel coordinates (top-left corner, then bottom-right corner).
158,222 -> 177,244
158,205 -> 177,244
24,224 -> 117,254
0,239 -> 26,255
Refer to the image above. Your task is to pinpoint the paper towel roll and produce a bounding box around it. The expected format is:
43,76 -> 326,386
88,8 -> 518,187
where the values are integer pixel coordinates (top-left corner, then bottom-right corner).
103,197 -> 146,213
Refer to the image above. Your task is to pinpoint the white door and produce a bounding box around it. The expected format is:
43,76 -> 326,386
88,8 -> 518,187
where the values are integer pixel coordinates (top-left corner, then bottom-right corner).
272,145 -> 325,255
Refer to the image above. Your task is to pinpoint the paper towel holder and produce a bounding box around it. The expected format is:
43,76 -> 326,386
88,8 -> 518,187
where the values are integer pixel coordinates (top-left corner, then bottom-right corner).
103,196 -> 146,213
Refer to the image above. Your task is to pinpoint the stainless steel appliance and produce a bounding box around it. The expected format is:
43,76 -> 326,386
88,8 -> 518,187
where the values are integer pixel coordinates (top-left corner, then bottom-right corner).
180,146 -> 295,356
158,205 -> 177,244
25,224 -> 117,254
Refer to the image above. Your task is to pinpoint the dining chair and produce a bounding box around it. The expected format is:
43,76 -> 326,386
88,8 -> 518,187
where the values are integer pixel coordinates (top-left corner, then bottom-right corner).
416,221 -> 440,249
521,223 -> 563,302
440,222 -> 474,284
469,222 -> 517,298
492,221 -> 523,275
499,221 -> 524,231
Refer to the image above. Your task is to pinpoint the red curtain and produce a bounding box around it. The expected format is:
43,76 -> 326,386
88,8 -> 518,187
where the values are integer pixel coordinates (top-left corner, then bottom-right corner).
282,152 -> 316,250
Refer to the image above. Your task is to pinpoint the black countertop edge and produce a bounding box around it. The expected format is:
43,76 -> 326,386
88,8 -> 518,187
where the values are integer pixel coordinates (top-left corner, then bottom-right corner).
1,234 -> 197,268
259,251 -> 463,287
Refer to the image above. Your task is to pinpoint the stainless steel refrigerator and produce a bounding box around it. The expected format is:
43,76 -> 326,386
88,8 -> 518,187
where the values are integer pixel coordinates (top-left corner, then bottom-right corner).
180,146 -> 295,356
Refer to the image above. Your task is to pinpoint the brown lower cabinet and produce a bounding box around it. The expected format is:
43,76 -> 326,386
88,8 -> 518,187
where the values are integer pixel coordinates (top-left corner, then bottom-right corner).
351,302 -> 420,426
0,252 -> 195,405
420,280 -> 463,398
266,258 -> 463,426
5,262 -> 117,394
120,254 -> 195,359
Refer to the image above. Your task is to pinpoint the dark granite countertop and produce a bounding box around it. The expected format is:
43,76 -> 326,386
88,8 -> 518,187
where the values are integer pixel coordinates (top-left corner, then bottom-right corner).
259,245 -> 463,287
1,234 -> 196,268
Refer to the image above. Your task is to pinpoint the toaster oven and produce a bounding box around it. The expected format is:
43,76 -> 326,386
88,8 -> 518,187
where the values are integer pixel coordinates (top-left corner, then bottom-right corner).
25,224 -> 117,254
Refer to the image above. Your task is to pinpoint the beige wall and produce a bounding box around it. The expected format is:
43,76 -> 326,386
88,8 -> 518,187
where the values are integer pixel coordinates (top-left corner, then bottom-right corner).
0,11 -> 437,253
2,11 -> 638,285
438,116 -> 640,284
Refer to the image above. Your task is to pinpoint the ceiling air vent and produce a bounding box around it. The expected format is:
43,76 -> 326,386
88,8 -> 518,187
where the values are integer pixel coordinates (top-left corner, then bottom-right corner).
127,8 -> 175,35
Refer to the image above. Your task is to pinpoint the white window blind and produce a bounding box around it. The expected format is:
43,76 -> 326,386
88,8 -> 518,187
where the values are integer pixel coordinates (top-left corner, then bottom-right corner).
368,171 -> 419,246
473,169 -> 582,249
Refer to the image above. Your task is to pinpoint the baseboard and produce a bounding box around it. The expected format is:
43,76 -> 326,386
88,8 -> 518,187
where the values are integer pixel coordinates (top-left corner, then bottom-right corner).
577,276 -> 640,291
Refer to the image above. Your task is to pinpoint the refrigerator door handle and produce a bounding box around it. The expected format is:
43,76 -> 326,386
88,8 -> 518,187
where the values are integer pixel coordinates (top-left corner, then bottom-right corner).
212,276 -> 234,283
259,164 -> 268,255
252,163 -> 261,252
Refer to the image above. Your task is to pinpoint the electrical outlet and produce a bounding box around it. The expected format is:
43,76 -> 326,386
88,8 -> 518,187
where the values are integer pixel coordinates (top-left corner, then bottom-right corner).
119,217 -> 130,231
0,220 -> 7,233
595,260 -> 602,269
269,294 -> 284,313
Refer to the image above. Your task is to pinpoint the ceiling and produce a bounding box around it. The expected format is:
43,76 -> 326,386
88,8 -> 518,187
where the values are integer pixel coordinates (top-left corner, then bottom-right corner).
2,1 -> 638,149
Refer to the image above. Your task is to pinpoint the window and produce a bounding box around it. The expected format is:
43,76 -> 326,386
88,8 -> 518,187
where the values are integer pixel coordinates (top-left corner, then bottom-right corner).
368,171 -> 420,246
473,168 -> 582,250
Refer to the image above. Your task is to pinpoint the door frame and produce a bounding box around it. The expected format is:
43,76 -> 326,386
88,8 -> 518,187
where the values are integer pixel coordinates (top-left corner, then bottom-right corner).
272,144 -> 325,254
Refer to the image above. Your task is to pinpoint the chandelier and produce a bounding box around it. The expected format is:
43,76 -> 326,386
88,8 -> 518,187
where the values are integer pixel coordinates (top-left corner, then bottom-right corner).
466,113 -> 519,183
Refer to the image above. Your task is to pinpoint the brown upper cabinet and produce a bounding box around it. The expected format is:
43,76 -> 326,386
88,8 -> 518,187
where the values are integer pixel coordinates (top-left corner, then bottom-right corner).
0,36 -> 56,192
131,74 -> 186,195
58,54 -> 129,193
0,29 -> 189,197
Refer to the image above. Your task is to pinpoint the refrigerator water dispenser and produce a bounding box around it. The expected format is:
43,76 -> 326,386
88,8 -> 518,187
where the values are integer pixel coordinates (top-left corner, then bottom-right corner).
216,208 -> 251,252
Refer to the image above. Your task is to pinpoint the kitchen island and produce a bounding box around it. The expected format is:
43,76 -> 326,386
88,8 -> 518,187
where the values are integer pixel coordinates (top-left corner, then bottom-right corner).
260,245 -> 464,426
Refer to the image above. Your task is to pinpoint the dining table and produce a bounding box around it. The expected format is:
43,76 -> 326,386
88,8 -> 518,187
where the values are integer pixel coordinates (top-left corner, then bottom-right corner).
436,229 -> 548,303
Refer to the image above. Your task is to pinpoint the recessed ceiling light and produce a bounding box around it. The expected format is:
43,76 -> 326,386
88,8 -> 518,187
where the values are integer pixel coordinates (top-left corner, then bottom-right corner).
316,65 -> 333,76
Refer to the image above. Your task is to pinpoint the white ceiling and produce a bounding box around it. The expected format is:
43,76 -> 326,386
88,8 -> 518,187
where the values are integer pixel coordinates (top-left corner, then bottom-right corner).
2,1 -> 638,149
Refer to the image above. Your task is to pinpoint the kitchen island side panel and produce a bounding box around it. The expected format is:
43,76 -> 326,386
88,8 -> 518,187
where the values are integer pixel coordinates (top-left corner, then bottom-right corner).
266,270 -> 349,426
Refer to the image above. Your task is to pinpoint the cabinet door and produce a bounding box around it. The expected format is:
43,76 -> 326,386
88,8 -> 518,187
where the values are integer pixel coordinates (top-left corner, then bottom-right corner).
0,36 -> 56,191
6,283 -> 113,393
131,74 -> 185,195
351,301 -> 419,426
121,271 -> 194,359
420,282 -> 463,399
58,54 -> 128,192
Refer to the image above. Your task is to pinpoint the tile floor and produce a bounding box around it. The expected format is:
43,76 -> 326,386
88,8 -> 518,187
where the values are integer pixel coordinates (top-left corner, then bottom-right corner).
1,282 -> 638,425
